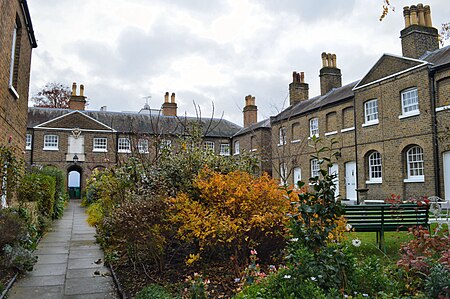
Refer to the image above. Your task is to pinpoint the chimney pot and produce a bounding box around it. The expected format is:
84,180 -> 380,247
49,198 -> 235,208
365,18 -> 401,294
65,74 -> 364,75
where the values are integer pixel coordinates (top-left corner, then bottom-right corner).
424,5 -> 432,27
410,5 -> 418,25
80,84 -> 84,97
72,82 -> 77,96
164,92 -> 169,103
403,6 -> 411,28
300,72 -> 305,83
321,52 -> 327,67
417,4 -> 425,26
331,54 -> 337,68
171,92 -> 175,103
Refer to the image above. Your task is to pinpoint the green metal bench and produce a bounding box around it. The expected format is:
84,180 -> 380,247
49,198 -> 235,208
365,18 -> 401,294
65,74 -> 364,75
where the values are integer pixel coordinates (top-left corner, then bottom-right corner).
344,203 -> 430,251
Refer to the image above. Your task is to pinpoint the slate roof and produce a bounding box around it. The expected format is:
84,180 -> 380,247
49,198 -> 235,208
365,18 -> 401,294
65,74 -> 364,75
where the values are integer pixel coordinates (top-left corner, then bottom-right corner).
233,118 -> 271,137
271,81 -> 357,124
28,107 -> 241,138
421,45 -> 450,68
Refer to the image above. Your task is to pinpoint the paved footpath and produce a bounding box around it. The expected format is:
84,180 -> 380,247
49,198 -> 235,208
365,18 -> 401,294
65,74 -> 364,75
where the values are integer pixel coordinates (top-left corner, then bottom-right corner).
7,200 -> 118,299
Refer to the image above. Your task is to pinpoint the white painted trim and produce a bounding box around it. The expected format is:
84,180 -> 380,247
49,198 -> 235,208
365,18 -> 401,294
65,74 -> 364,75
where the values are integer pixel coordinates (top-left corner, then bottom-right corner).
92,149 -> 108,153
307,134 -> 319,140
34,110 -> 116,132
118,150 -> 131,154
362,120 -> 379,127
9,85 -> 19,99
399,110 -> 420,119
436,105 -> 450,112
34,127 -> 114,133
250,149 -> 257,152
366,179 -> 382,184
353,60 -> 428,90
291,139 -> 301,144
404,176 -> 425,183
43,147 -> 59,151
341,127 -> 355,133
325,131 -> 338,136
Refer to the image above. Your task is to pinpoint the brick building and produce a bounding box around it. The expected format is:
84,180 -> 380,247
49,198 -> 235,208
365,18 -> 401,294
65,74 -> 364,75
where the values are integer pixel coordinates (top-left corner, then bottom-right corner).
0,0 -> 36,152
270,4 -> 450,203
26,85 -> 241,197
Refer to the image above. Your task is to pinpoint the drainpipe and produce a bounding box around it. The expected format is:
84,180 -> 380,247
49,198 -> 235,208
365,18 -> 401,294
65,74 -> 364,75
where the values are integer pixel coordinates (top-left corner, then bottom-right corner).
30,129 -> 34,165
429,68 -> 441,197
115,132 -> 119,164
352,95 -> 359,204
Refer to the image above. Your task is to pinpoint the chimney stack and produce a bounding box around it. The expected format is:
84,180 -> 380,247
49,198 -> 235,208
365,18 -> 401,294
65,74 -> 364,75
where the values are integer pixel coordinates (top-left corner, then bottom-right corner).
289,71 -> 309,106
243,95 -> 257,127
319,53 -> 342,96
162,92 -> 177,116
400,4 -> 439,59
69,82 -> 87,110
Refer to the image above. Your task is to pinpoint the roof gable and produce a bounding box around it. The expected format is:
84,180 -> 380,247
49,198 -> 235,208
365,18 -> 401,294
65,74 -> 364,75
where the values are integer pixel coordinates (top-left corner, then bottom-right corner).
355,54 -> 426,89
35,111 -> 114,131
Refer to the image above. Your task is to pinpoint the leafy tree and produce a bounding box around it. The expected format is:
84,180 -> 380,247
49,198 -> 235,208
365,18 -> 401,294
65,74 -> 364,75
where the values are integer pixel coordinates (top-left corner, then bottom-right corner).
31,82 -> 71,108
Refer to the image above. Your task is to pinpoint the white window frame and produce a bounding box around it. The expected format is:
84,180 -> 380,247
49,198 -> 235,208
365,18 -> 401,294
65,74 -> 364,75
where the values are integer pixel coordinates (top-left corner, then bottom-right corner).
118,137 -> 131,153
367,151 -> 382,183
405,146 -> 424,182
234,140 -> 240,155
293,167 -> 302,188
400,88 -> 420,118
250,136 -> 257,152
291,123 -> 301,143
310,159 -> 320,178
93,137 -> 107,152
220,143 -> 230,156
9,23 -> 19,98
363,99 -> 379,126
204,141 -> 215,151
278,127 -> 287,146
43,135 -> 59,151
159,139 -> 172,150
138,139 -> 149,153
25,134 -> 32,150
309,118 -> 319,138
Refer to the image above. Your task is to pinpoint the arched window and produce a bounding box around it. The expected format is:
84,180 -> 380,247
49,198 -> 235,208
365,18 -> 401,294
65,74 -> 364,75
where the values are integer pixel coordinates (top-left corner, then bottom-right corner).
368,151 -> 382,183
406,146 -> 424,181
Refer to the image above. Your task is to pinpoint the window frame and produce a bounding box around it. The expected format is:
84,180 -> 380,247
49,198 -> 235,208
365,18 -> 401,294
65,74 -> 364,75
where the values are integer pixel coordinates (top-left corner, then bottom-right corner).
293,167 -> 302,188
43,135 -> 59,151
291,122 -> 301,143
363,99 -> 379,126
278,127 -> 287,145
400,87 -> 420,118
118,137 -> 131,153
25,134 -> 32,150
367,151 -> 382,183
310,159 -> 320,178
138,139 -> 149,154
405,146 -> 424,182
204,141 -> 215,151
234,140 -> 240,155
279,162 -> 287,186
9,22 -> 19,99
309,118 -> 319,138
220,143 -> 230,156
93,137 -> 108,152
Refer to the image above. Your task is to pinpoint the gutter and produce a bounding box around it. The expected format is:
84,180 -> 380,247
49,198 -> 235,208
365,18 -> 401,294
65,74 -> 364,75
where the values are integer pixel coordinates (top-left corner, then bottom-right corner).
19,0 -> 37,48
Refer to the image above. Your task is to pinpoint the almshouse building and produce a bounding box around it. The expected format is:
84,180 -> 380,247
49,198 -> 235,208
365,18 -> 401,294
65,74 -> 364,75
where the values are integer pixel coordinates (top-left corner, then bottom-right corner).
269,4 -> 450,203
1,0 -> 36,207
26,84 -> 241,197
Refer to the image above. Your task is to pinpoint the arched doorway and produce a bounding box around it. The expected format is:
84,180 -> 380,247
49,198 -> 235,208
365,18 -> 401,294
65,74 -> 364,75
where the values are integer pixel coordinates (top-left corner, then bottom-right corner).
67,165 -> 82,199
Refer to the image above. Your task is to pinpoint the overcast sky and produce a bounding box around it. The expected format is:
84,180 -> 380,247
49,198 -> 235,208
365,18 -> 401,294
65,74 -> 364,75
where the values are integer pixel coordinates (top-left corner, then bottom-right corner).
27,0 -> 450,126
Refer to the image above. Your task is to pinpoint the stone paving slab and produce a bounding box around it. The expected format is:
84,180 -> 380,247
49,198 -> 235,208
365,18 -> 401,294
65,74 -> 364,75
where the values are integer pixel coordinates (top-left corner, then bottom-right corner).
7,200 -> 118,299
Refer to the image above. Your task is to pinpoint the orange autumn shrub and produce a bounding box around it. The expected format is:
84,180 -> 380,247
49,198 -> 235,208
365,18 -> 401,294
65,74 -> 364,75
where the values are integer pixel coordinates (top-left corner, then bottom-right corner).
170,167 -> 296,266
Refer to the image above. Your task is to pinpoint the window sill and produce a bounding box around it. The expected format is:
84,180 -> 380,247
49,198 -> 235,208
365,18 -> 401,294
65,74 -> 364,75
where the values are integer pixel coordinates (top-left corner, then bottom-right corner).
118,150 -> 131,154
25,147 -> 31,151
325,131 -> 338,136
250,149 -> 257,152
9,85 -> 19,99
436,105 -> 450,112
307,135 -> 319,140
399,111 -> 420,119
93,149 -> 108,153
366,179 -> 382,184
220,153 -> 230,156
404,177 -> 424,183
233,153 -> 240,156
362,120 -> 379,127
277,143 -> 287,147
291,139 -> 301,144
341,127 -> 355,133
138,151 -> 149,154
43,147 -> 59,151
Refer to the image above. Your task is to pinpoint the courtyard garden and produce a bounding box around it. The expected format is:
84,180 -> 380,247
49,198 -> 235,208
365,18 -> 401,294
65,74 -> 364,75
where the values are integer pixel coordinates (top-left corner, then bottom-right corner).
80,132 -> 449,299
